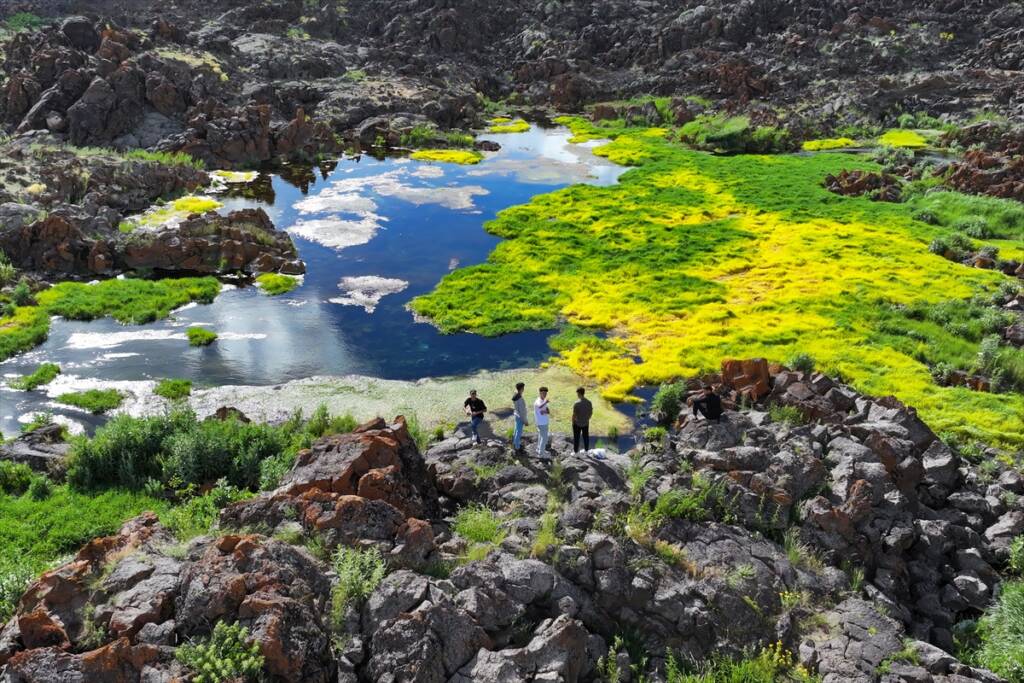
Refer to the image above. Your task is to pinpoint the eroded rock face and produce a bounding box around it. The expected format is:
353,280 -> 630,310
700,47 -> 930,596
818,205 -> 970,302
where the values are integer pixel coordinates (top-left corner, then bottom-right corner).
122,207 -> 305,275
0,390 -> 1015,682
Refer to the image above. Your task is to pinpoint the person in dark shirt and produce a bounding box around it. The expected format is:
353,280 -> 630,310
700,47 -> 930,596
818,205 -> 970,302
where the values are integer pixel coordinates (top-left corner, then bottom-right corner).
463,389 -> 487,444
572,387 -> 593,453
691,384 -> 723,422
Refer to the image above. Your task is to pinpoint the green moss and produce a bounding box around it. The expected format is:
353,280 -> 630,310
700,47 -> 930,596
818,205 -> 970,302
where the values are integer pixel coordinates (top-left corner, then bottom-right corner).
187,327 -> 218,347
879,129 -> 928,148
154,378 -> 192,400
410,149 -> 484,165
255,273 -> 299,295
127,195 -> 223,230
154,49 -> 229,82
123,149 -> 204,170
0,277 -> 219,361
488,119 -> 531,134
56,389 -> 125,414
412,128 -> 1024,446
679,114 -> 791,153
8,362 -> 60,390
802,137 -> 858,151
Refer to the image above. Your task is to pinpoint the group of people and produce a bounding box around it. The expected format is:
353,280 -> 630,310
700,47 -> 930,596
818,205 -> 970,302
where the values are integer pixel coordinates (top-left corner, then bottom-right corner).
463,382 -> 723,458
463,383 -> 593,457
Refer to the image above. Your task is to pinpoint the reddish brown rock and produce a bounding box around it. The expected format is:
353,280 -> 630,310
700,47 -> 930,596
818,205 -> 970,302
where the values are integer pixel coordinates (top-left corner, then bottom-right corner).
721,358 -> 771,401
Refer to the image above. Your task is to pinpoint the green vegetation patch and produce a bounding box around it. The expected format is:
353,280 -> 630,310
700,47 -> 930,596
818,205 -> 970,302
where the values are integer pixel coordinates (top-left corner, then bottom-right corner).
154,378 -> 193,400
123,195 -> 223,232
331,546 -> 387,624
879,129 -> 928,148
974,580 -> 1024,682
8,362 -> 60,390
255,273 -> 299,296
489,119 -> 531,134
0,485 -> 167,620
802,137 -> 858,151
176,621 -> 265,683
0,277 -> 220,361
187,327 -> 218,346
679,114 -> 792,153
411,127 -> 1023,446
410,149 -> 484,165
56,389 -> 125,414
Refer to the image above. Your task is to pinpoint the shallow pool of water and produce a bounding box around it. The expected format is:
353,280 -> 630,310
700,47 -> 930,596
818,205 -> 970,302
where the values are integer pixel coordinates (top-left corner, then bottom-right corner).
1,126 -> 626,436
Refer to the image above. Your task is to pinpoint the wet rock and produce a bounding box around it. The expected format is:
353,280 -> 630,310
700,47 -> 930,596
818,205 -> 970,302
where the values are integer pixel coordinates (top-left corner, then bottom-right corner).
0,424 -> 70,477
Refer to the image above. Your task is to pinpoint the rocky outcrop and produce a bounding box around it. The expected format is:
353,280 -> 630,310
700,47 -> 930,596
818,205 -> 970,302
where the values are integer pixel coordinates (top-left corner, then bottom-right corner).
122,207 -> 305,275
0,424 -> 70,478
824,169 -> 902,202
0,376 -> 1015,680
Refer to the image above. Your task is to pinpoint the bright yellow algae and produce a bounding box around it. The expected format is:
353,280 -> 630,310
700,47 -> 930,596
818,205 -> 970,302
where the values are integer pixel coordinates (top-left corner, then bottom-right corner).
412,130 -> 1023,446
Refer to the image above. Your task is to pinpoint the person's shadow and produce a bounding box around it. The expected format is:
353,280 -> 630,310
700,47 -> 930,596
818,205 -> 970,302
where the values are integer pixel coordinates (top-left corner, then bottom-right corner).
457,407 -> 511,441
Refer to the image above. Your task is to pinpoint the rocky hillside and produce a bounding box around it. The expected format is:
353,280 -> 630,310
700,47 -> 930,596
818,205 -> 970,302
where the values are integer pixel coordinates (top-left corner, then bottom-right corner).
1,362 -> 1021,681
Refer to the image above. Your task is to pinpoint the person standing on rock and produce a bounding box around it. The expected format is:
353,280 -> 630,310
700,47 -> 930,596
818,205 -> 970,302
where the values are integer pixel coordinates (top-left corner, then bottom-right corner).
463,389 -> 487,444
572,387 -> 593,453
512,382 -> 528,452
534,386 -> 551,458
690,383 -> 723,422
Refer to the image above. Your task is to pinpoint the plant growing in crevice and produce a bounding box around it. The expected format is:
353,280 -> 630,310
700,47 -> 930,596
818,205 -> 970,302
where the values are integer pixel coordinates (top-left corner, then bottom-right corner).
330,546 -> 387,629
176,621 -> 265,683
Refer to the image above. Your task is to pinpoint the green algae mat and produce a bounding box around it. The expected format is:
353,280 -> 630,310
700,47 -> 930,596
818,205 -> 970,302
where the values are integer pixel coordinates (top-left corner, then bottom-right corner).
413,125 -> 1024,447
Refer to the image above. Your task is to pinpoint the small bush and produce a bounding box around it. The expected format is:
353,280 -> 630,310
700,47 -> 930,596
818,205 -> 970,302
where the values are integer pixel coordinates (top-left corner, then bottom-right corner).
644,426 -> 668,444
956,217 -> 994,239
652,382 -> 687,425
0,250 -> 15,287
162,480 -> 250,540
786,352 -> 815,374
27,477 -> 52,501
8,362 -> 60,390
0,462 -> 34,495
56,388 -> 124,414
1010,536 -> 1024,576
176,621 -> 265,683
0,557 -> 35,622
666,641 -> 811,682
187,327 -> 218,347
653,474 -> 723,522
769,404 -> 804,426
154,378 -> 192,400
12,280 -> 33,307
3,12 -> 46,32
453,503 -> 505,544
331,546 -> 387,624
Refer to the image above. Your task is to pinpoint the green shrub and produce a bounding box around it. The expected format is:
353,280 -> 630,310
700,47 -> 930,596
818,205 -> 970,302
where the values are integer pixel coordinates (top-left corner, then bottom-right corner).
0,250 -> 15,287
27,477 -> 52,501
176,621 -> 265,683
331,546 -> 387,625
0,462 -> 34,496
11,280 -> 33,307
453,504 -> 505,544
1010,536 -> 1024,576
666,641 -> 809,682
123,149 -> 204,170
68,406 -> 358,493
161,480 -> 250,540
8,362 -> 60,390
187,327 -> 217,347
974,580 -> 1024,682
56,389 -> 124,414
652,474 -> 723,522
154,378 -> 192,400
644,426 -> 668,444
0,556 -> 35,622
787,352 -> 815,374
3,12 -> 46,32
20,412 -> 58,435
769,404 -> 804,426
652,382 -> 687,425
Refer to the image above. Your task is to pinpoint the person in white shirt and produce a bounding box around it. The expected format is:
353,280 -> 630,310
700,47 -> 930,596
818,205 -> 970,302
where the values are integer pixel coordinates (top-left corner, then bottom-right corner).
534,386 -> 551,458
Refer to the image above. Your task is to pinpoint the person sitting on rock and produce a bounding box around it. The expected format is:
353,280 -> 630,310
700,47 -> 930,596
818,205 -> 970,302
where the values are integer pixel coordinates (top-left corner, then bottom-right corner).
463,389 -> 487,444
689,384 -> 723,423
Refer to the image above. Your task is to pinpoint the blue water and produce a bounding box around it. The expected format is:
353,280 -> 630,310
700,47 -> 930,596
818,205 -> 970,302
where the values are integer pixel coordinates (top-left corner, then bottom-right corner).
0,126 -> 625,436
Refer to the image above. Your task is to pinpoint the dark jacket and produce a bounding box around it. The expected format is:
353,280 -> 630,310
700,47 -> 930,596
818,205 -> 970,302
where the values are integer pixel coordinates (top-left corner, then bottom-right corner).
572,397 -> 593,426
